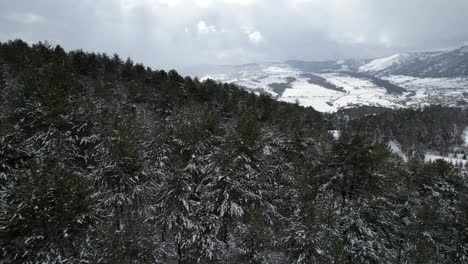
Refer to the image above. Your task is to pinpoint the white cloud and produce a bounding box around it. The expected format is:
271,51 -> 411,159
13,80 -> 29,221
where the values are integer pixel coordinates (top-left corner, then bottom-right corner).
3,0 -> 468,67
222,0 -> 260,6
6,12 -> 46,24
120,0 -> 182,10
215,47 -> 264,63
195,0 -> 260,7
378,34 -> 393,48
197,20 -> 216,34
120,0 -> 260,9
194,0 -> 212,8
330,32 -> 367,45
248,31 -> 264,44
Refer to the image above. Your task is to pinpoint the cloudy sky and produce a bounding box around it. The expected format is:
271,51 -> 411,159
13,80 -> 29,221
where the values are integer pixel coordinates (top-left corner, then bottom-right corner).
1,0 -> 468,69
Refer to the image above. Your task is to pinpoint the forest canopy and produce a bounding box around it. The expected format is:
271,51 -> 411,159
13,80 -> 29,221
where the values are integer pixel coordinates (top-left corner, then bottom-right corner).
0,40 -> 467,264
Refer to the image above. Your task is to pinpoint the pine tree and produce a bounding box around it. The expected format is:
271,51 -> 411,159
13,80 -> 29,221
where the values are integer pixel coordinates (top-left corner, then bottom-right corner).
3,159 -> 94,263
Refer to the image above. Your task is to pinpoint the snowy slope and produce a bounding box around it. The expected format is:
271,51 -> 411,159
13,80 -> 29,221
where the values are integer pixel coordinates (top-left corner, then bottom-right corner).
388,140 -> 407,160
199,62 -> 467,113
382,75 -> 468,108
194,45 -> 468,112
359,46 -> 468,77
425,154 -> 467,167
317,73 -> 401,111
359,54 -> 409,72
388,140 -> 466,168
464,127 -> 468,147
201,64 -> 405,112
280,79 -> 342,112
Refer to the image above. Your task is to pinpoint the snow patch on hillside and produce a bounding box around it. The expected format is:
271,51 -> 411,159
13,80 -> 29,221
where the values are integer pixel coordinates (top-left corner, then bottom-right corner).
388,140 -> 407,160
278,72 -> 403,112
457,45 -> 468,53
383,75 -> 468,108
425,154 -> 467,167
464,127 -> 468,147
359,54 -> 408,72
383,75 -> 468,90
318,73 -> 401,111
281,81 -> 341,112
329,130 -> 340,139
201,63 -> 468,113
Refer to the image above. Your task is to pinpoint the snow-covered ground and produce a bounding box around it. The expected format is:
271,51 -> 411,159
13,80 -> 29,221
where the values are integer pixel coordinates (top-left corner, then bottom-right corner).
328,130 -> 340,139
383,75 -> 468,90
202,64 -> 403,112
319,73 -> 401,111
383,75 -> 468,108
201,64 -> 296,97
388,140 -> 407,161
359,54 -> 409,72
425,154 -> 467,167
281,80 -> 341,112
280,72 -> 400,112
201,63 -> 468,113
388,140 -> 467,169
464,127 -> 468,147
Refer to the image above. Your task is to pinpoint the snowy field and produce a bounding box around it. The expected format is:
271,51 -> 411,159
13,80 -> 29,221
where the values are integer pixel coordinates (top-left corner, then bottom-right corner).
281,80 -> 342,112
383,75 -> 468,108
383,75 -> 468,90
319,73 -> 401,111
202,63 -> 468,113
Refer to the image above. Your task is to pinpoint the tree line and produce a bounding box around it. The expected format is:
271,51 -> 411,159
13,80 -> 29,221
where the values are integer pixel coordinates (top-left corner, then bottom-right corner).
1,40 -> 467,263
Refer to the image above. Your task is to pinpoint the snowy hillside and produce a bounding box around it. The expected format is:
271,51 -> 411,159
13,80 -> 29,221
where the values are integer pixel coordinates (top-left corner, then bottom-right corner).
199,62 -> 468,112
464,127 -> 468,147
201,64 -> 405,112
359,46 -> 468,77
382,75 -> 468,108
359,54 -> 409,72
190,45 -> 468,112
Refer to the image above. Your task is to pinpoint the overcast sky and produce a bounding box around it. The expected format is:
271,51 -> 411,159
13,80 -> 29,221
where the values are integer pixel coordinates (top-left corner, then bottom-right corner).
1,0 -> 468,69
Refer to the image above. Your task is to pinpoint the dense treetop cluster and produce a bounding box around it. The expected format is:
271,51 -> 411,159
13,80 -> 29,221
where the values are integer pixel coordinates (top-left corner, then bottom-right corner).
1,40 -> 467,263
329,106 -> 468,154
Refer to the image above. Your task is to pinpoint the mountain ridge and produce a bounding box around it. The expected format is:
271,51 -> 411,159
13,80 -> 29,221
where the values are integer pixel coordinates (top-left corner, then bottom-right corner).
191,45 -> 468,112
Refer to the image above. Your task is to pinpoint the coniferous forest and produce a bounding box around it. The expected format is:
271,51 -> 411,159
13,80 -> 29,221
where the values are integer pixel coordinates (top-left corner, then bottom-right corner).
1,40 -> 468,263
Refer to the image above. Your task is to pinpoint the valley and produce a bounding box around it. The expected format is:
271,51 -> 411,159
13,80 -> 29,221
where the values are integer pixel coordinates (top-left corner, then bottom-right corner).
191,46 -> 468,112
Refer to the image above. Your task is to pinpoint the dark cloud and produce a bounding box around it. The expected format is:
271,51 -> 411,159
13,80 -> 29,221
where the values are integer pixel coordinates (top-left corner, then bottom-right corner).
1,0 -> 468,69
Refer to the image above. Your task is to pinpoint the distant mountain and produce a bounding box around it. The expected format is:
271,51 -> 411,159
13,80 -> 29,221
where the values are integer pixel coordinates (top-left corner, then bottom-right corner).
180,62 -> 266,77
285,59 -> 369,73
191,45 -> 468,112
359,46 -> 468,78
359,54 -> 412,73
